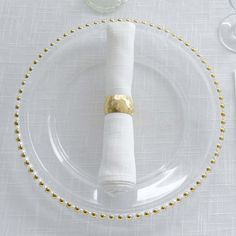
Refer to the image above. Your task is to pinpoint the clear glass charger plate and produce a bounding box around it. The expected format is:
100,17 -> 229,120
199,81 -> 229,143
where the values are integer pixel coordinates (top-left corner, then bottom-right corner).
14,19 -> 225,221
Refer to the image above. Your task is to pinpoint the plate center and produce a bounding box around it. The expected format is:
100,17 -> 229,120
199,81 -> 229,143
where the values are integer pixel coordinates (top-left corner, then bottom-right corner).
50,61 -> 184,185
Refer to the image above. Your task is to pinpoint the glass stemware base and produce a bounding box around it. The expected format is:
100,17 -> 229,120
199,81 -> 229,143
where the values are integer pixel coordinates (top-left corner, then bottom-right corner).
218,13 -> 236,52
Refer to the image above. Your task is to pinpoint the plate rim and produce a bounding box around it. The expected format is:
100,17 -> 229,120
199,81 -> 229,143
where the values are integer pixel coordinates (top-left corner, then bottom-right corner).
14,18 -> 226,221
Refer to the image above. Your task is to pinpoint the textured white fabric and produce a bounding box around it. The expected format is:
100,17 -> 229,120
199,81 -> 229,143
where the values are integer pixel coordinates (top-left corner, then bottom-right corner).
0,1 -> 235,236
99,23 -> 136,193
234,70 -> 236,97
105,23 -> 135,96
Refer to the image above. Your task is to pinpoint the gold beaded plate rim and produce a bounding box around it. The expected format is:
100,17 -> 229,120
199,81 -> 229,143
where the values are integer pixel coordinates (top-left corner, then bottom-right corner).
14,18 -> 226,221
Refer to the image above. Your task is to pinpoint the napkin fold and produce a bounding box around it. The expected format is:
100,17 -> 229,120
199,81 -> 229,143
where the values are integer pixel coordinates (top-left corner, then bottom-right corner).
98,23 -> 136,194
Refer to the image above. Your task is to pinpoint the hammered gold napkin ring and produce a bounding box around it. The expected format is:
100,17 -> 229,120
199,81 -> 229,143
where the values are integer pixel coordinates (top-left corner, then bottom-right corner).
104,94 -> 134,116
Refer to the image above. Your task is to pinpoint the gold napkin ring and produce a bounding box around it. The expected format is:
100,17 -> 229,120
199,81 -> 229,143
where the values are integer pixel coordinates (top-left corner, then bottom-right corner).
104,95 -> 134,116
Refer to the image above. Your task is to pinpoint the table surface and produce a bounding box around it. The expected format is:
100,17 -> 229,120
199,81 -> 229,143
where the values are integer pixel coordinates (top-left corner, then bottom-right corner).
0,0 -> 236,235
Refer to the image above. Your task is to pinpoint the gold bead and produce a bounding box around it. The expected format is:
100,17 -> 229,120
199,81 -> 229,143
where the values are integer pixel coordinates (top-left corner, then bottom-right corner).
25,73 -> 30,78
206,66 -> 211,71
109,215 -> 114,220
161,206 -> 167,210
44,48 -> 48,52
21,80 -> 26,86
59,198 -> 64,203
206,167 -> 212,172
100,214 -> 106,219
51,192 -> 57,198
183,192 -> 189,197
219,135 -> 224,141
219,96 -> 224,100
45,187 -> 50,192
39,181 -> 44,187
21,152 -> 26,158
144,212 -> 151,216
214,81 -> 219,86
201,173 -> 207,179
196,181 -> 201,185
117,215 -> 123,220
169,201 -> 175,206
184,42 -> 190,46
74,206 -> 80,212
33,60 -> 38,64
221,112 -> 226,117
153,209 -> 160,214
28,167 -> 34,173
29,66 -> 33,71
214,152 -> 219,157
83,209 -> 88,215
211,158 -> 216,164
211,73 -> 216,78
56,38 -> 61,42
24,160 -> 29,166
221,120 -> 226,125
70,29 -> 75,33
190,187 -> 196,192
91,212 -> 97,217
63,33 -> 68,37
176,197 -> 182,202
217,144 -> 222,149
191,48 -> 197,52
127,215 -> 133,220
38,54 -> 43,58
50,43 -> 55,46
135,213 -> 141,218
220,127 -> 225,133
15,128 -> 20,134
66,202 -> 72,208
220,104 -> 225,109
16,96 -> 21,101
33,174 -> 38,180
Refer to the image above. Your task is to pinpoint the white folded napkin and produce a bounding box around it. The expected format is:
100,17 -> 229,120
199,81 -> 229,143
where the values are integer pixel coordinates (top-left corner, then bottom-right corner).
98,22 -> 136,194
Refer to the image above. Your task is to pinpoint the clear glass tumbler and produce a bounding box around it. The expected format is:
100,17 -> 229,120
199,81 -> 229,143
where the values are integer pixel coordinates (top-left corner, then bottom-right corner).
85,0 -> 128,13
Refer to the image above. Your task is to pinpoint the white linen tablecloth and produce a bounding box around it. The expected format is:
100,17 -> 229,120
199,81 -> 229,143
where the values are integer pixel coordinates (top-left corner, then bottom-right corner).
0,0 -> 235,235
